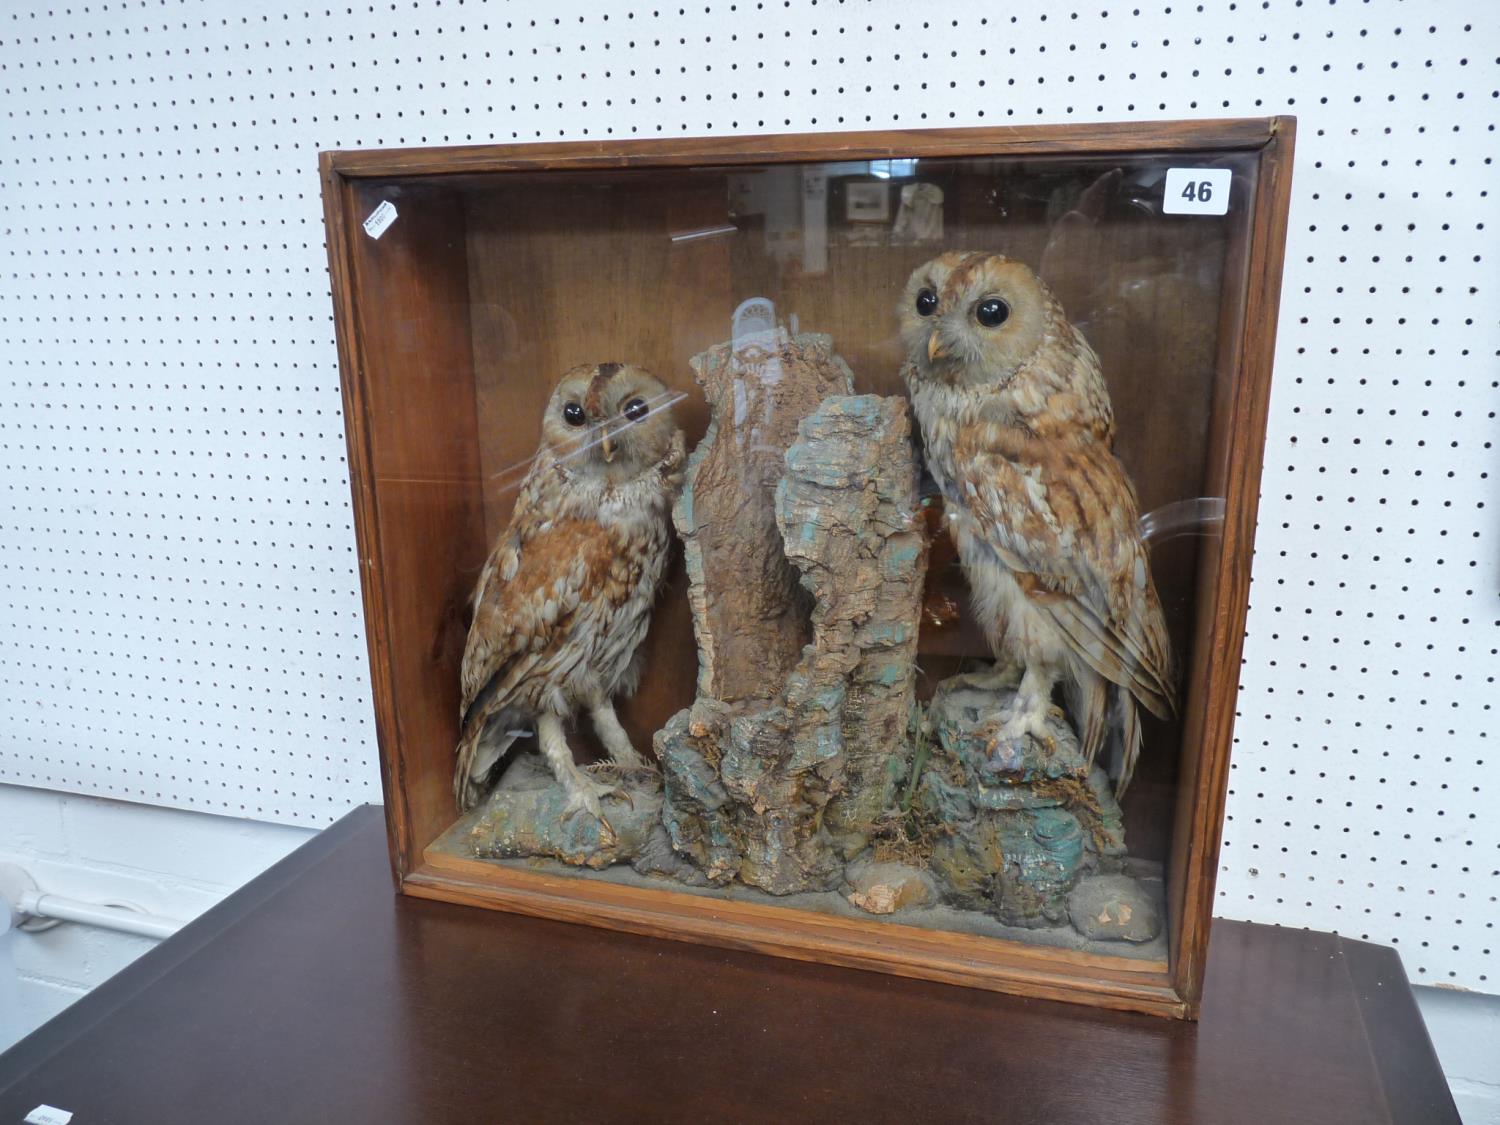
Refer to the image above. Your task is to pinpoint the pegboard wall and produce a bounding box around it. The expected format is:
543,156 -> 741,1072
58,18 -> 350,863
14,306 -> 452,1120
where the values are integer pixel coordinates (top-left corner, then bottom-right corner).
0,1 -> 1494,989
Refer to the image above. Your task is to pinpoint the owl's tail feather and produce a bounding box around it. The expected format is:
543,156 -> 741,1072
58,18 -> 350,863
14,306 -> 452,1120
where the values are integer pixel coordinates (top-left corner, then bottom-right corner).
453,701 -> 526,811
1112,685 -> 1144,800
1067,667 -> 1109,772
1045,598 -> 1174,725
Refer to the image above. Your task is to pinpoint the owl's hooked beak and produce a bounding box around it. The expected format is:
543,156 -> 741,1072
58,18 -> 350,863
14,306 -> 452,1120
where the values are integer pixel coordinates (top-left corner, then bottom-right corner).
927,333 -> 949,363
600,431 -> 616,462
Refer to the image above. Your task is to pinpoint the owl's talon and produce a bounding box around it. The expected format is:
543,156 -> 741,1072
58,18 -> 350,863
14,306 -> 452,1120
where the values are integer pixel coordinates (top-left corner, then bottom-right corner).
563,775 -> 620,845
584,762 -> 644,809
977,696 -> 1061,767
567,805 -> 616,848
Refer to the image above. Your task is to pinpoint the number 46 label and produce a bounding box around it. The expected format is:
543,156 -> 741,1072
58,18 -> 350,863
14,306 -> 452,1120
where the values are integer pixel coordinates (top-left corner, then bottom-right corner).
1163,167 -> 1231,216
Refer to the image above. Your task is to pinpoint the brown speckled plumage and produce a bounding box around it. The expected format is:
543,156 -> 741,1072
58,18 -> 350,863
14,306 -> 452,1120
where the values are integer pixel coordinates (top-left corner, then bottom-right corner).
900,252 -> 1174,796
454,363 -> 685,823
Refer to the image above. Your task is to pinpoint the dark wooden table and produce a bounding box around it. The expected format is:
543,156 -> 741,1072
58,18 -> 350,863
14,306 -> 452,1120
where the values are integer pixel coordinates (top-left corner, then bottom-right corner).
0,807 -> 1457,1124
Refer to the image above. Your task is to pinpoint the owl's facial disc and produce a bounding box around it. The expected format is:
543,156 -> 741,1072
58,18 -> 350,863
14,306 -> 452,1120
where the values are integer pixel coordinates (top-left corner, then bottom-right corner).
572,366 -> 678,476
930,294 -> 1012,369
598,394 -> 658,462
900,251 -> 986,381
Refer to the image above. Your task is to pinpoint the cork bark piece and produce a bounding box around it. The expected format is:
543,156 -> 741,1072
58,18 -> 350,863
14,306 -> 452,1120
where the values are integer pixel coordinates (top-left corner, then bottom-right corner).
660,371 -> 929,894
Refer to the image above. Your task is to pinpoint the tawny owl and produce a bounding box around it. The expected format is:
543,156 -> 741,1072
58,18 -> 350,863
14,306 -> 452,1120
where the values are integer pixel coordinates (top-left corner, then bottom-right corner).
454,363 -> 686,830
899,252 -> 1175,796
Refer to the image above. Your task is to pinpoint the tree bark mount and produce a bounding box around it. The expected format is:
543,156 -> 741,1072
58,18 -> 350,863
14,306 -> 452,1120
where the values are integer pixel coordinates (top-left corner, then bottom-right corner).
658,330 -> 930,895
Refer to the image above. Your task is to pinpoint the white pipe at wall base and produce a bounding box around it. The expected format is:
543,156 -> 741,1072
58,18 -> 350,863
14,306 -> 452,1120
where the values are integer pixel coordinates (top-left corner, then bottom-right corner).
0,863 -> 185,940
17,891 -> 184,941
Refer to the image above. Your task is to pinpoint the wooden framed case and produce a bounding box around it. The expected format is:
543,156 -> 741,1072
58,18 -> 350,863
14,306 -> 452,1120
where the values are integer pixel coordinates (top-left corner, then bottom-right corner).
320,118 -> 1295,1019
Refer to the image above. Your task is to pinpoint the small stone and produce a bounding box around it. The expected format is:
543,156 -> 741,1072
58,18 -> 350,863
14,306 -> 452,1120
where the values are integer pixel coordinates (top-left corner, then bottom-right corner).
844,859 -> 937,915
1067,874 -> 1161,942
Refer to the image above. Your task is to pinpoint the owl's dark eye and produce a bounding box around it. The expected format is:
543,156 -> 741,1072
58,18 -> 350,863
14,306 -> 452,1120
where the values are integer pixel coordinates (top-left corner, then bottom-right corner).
915,288 -> 939,317
622,397 -> 649,422
562,402 -> 587,426
975,297 -> 1010,328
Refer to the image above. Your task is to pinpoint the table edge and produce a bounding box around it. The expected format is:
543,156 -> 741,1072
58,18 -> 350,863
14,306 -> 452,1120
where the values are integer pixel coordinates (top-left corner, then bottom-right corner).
0,806 -> 386,1091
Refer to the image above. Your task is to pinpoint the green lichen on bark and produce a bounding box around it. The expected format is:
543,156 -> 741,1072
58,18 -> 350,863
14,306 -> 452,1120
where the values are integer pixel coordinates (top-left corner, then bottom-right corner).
658,374 -> 929,894
914,677 -> 1131,928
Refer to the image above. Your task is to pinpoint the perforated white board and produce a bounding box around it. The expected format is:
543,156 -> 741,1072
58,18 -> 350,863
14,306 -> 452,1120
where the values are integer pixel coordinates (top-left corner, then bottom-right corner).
1,1 -> 1494,990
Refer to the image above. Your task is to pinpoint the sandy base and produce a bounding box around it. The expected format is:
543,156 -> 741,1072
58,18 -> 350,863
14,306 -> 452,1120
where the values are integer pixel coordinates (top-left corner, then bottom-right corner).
429,815 -> 1168,962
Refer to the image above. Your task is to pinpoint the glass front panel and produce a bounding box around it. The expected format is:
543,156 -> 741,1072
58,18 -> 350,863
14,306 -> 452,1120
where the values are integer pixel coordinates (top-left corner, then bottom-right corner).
353,147 -> 1259,963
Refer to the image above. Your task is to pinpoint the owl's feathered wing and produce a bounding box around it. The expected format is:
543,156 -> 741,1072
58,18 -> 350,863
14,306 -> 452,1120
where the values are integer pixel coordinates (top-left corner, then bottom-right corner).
951,424 -> 1175,794
453,467 -> 647,810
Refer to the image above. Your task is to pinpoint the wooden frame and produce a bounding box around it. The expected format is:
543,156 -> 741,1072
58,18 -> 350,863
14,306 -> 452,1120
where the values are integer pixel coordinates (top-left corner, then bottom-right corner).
320,118 -> 1295,1019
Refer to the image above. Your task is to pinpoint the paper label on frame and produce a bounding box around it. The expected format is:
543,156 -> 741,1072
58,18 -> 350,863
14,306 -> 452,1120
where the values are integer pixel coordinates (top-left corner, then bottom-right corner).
362,200 -> 399,239
25,1107 -> 74,1125
1162,168 -> 1231,216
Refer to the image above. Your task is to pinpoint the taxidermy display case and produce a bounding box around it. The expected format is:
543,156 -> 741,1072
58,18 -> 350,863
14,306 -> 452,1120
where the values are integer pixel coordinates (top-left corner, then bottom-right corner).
321,118 -> 1295,1018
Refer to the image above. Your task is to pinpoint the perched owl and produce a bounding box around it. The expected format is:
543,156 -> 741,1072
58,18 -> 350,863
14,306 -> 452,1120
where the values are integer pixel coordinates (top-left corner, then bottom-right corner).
899,252 -> 1175,796
455,363 -> 686,832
